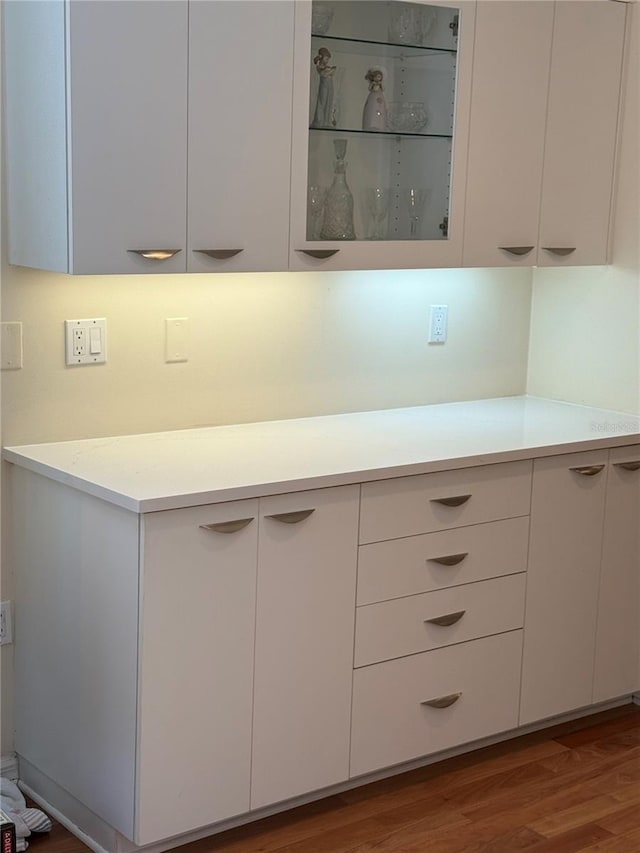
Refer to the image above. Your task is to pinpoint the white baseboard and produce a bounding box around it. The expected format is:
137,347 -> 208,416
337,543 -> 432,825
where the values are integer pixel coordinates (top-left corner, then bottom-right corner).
1,753 -> 18,780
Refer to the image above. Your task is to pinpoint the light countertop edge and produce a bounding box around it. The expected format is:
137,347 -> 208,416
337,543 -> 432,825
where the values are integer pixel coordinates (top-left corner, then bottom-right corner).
4,396 -> 640,514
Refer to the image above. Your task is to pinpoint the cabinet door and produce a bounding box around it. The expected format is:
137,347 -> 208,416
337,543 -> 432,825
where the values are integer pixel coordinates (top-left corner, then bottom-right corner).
68,0 -> 188,274
187,1 -> 294,273
520,451 -> 608,725
537,0 -> 627,267
593,446 -> 640,702
289,0 -> 475,272
251,485 -> 359,809
136,500 -> 259,844
462,1 -> 554,268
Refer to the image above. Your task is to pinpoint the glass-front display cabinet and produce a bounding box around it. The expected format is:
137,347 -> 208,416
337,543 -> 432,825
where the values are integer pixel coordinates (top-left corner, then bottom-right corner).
289,0 -> 474,271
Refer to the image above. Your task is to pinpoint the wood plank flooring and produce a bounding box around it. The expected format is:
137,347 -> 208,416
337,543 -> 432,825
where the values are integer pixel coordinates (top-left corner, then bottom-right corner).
27,704 -> 640,853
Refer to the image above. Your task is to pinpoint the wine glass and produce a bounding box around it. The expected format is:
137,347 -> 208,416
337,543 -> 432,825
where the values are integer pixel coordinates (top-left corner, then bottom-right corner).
361,188 -> 391,240
406,188 -> 430,239
307,185 -> 326,240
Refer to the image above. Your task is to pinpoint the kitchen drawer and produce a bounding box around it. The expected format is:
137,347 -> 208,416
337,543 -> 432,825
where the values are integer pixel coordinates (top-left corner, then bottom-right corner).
357,515 -> 529,606
359,461 -> 532,544
354,573 -> 525,667
350,630 -> 523,778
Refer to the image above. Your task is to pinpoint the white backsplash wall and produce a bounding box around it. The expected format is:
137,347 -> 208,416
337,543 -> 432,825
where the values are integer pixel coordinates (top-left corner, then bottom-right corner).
527,3 -> 640,417
0,266 -> 532,446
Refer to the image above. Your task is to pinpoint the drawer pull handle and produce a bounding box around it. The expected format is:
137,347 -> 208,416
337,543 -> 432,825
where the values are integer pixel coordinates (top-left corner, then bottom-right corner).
298,249 -> 340,259
266,509 -> 315,524
498,246 -> 534,256
614,461 -> 640,471
428,552 -> 469,567
193,249 -> 243,260
542,247 -> 576,256
421,692 -> 462,709
570,465 -> 605,477
425,610 -> 466,627
128,249 -> 181,260
431,494 -> 471,508
199,518 -> 254,534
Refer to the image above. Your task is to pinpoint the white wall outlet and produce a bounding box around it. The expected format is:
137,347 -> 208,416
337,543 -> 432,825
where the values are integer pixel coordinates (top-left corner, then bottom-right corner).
0,601 -> 13,645
1,322 -> 23,370
65,318 -> 107,365
428,305 -> 448,344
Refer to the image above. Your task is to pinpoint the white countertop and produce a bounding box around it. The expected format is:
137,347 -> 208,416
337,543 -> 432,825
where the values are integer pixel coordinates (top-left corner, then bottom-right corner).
4,396 -> 640,513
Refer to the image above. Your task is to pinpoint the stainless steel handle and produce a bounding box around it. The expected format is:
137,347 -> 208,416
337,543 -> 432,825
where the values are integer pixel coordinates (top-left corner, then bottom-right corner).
193,249 -> 243,260
570,465 -> 605,477
421,692 -> 462,709
427,552 -> 469,567
128,249 -> 181,260
425,610 -> 466,627
298,249 -> 340,259
199,518 -> 254,534
431,495 -> 471,508
265,509 -> 315,524
614,461 -> 640,471
541,247 -> 576,256
498,246 -> 535,256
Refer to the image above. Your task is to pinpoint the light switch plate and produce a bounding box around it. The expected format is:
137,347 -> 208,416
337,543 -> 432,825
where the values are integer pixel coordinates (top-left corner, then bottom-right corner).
65,318 -> 107,365
165,318 -> 189,363
1,322 -> 23,369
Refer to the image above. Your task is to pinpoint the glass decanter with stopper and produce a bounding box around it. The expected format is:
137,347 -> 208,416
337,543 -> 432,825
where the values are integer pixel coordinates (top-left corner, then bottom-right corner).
319,138 -> 356,240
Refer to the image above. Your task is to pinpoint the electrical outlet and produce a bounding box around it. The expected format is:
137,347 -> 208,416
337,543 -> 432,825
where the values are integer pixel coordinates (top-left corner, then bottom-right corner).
0,601 -> 13,645
428,304 -> 448,343
65,318 -> 107,365
73,327 -> 87,357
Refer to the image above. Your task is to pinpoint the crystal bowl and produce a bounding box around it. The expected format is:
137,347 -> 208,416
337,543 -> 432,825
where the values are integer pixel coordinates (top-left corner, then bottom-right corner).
387,102 -> 428,134
312,3 -> 334,35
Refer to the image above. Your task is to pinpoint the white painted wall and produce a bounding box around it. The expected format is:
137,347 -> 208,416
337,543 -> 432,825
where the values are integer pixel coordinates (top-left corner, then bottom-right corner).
0,266 -> 532,447
527,2 -> 640,416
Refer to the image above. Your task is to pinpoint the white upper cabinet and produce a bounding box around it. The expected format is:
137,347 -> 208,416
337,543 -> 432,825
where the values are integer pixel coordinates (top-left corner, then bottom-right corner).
289,0 -> 476,271
536,0 -> 627,267
4,0 -> 189,275
187,2 -> 294,273
4,0 -> 294,275
463,0 -> 627,268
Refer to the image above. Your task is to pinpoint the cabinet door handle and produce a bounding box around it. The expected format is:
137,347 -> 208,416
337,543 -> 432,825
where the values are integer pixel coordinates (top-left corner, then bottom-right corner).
127,249 -> 181,260
498,246 -> 535,256
614,461 -> 640,471
427,552 -> 469,567
298,249 -> 340,259
430,494 -> 471,508
541,247 -> 576,256
424,610 -> 466,627
193,249 -> 243,260
570,465 -> 605,477
199,518 -> 254,534
421,692 -> 462,709
265,509 -> 315,524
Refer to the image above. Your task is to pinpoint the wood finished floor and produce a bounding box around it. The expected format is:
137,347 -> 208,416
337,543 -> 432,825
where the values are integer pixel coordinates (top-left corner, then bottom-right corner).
28,704 -> 640,853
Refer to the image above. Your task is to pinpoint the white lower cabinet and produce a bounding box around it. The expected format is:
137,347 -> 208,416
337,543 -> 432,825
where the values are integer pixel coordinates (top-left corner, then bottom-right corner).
137,499 -> 260,843
521,450 -> 610,725
10,442 -> 640,852
251,486 -> 360,808
350,631 -> 524,778
593,446 -> 640,702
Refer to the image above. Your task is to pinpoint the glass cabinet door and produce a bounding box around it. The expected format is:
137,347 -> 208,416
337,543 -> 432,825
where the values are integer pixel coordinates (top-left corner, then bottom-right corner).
290,0 -> 474,271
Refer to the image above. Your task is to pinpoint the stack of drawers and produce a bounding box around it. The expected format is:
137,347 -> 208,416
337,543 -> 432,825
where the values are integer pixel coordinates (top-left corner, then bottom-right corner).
350,460 -> 533,778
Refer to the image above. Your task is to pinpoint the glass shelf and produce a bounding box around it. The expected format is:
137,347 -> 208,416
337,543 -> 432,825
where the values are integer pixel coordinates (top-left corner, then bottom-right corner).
309,126 -> 453,141
311,33 -> 456,59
